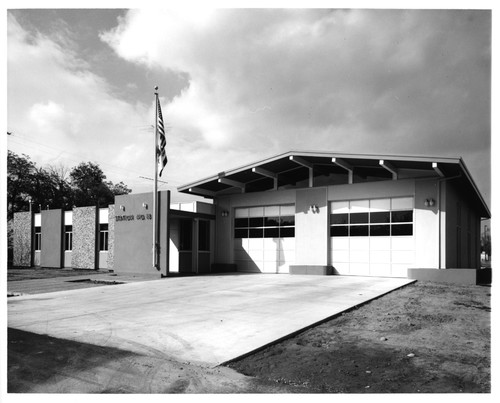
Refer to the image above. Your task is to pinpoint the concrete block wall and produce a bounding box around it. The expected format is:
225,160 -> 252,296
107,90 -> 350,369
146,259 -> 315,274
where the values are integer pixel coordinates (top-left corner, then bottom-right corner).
72,206 -> 97,270
13,212 -> 32,267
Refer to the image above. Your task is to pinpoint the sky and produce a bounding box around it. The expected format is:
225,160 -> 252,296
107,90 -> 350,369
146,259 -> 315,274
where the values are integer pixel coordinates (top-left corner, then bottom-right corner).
5,6 -> 492,207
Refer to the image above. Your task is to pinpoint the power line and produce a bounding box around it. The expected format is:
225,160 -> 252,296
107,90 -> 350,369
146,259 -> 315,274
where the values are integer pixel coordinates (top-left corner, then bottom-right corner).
8,132 -> 152,180
8,131 -> 182,187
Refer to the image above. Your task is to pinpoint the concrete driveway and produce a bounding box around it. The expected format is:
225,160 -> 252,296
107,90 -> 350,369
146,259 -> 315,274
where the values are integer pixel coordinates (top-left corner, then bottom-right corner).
8,274 -> 414,366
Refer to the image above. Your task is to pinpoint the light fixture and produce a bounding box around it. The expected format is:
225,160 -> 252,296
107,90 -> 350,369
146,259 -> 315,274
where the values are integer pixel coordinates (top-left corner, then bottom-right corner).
309,204 -> 319,214
424,198 -> 435,207
142,203 -> 148,209
221,210 -> 229,217
119,205 -> 125,211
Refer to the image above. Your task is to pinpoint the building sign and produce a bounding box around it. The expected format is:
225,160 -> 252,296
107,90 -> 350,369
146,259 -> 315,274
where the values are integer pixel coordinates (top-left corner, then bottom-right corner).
115,214 -> 152,222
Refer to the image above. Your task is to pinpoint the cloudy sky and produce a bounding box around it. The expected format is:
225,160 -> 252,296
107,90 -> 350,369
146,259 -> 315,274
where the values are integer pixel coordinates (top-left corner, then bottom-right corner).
6,6 -> 492,206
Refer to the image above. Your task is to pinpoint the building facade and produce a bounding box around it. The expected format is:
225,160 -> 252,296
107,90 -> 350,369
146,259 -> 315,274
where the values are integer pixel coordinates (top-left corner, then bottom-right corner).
13,151 -> 490,283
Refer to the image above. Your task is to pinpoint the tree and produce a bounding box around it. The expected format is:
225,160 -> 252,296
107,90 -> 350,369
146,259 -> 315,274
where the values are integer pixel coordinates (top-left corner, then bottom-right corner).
7,151 -> 37,219
106,180 -> 132,196
70,162 -> 114,207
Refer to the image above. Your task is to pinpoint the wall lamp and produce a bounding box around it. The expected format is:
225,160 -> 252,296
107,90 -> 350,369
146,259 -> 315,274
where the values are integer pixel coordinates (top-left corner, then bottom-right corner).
221,210 -> 229,217
309,204 -> 319,214
142,203 -> 148,209
424,198 -> 435,207
119,205 -> 125,211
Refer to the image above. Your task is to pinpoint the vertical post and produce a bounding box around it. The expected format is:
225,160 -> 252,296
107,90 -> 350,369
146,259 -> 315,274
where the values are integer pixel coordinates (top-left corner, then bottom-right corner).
153,86 -> 159,270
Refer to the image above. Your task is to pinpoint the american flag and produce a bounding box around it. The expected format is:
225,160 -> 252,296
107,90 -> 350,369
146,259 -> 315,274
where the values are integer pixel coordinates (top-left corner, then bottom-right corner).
157,97 -> 168,177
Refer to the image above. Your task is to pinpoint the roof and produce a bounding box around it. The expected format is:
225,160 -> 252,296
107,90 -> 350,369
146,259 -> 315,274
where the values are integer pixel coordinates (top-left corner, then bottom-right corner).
178,150 -> 490,218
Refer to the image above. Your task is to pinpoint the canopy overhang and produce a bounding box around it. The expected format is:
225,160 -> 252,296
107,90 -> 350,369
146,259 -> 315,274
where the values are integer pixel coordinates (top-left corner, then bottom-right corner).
178,151 -> 490,218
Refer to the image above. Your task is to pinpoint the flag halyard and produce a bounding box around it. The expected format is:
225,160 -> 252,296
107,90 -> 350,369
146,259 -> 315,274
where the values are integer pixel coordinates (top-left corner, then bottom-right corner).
157,98 -> 168,177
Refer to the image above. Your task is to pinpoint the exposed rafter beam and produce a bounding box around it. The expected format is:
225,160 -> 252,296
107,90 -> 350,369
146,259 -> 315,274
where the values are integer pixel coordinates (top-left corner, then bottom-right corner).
332,157 -> 354,184
432,162 -> 445,178
289,155 -> 314,187
188,187 -> 215,197
252,167 -> 278,190
252,166 -> 277,179
289,155 -> 313,168
218,177 -> 245,193
379,159 -> 398,180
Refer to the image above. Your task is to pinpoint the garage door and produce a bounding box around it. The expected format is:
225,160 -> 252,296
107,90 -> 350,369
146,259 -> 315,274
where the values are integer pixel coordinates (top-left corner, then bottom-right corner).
234,205 -> 295,273
329,197 -> 414,277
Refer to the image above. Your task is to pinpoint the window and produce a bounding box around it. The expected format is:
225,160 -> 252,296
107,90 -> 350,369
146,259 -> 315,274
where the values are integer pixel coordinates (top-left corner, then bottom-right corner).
234,205 -> 295,239
330,197 -> 413,237
99,224 -> 108,251
34,226 -> 41,251
64,225 -> 72,251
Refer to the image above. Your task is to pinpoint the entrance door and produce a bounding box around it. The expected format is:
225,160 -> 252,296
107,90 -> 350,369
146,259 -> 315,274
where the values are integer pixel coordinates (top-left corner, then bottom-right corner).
197,220 -> 211,273
179,219 -> 193,273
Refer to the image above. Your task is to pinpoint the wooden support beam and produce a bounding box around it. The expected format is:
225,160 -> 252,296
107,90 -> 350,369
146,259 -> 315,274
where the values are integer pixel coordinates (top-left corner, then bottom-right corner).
252,167 -> 278,190
432,162 -> 445,178
289,155 -> 314,187
218,177 -> 245,193
289,155 -> 313,168
188,187 -> 216,197
379,159 -> 398,180
332,157 -> 354,184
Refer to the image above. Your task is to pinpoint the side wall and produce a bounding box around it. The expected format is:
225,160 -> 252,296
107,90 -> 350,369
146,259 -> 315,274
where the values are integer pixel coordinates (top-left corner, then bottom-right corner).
72,206 -> 97,270
445,180 -> 481,269
295,187 -> 328,266
13,211 -> 32,267
414,179 -> 440,268
113,191 -> 170,276
40,209 -> 63,268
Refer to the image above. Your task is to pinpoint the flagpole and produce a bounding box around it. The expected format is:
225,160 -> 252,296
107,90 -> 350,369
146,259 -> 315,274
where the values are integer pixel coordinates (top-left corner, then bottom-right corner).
153,86 -> 159,270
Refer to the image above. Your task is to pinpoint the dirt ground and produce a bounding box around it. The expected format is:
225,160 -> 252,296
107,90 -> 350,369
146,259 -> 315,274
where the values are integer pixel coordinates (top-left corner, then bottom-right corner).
229,280 -> 491,393
7,270 -> 491,393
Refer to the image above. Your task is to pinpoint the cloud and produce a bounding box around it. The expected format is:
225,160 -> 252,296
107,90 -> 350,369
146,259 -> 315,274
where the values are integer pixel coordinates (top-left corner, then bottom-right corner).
101,9 -> 490,201
7,9 -> 491,204
7,13 -> 155,192
103,10 -> 490,152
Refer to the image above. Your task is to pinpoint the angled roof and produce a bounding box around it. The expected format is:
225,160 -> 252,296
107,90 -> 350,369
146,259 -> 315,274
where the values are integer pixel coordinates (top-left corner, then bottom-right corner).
178,150 -> 490,218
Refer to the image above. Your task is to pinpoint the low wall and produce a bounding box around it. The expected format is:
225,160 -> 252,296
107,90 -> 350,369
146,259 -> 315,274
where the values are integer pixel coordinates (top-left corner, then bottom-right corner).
290,265 -> 334,275
408,268 -> 492,285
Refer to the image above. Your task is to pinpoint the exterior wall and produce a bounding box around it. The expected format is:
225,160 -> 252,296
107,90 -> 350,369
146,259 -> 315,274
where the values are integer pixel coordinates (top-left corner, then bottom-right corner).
107,204 -> 115,270
414,179 -> 439,268
295,187 -> 328,266
113,191 -> 170,276
445,180 -> 481,269
215,178 -> 450,276
40,209 -> 63,268
327,178 -> 415,202
72,206 -> 97,270
13,211 -> 32,267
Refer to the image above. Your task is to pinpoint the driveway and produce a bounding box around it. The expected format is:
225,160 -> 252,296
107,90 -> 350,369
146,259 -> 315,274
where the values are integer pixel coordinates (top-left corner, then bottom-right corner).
8,274 -> 414,366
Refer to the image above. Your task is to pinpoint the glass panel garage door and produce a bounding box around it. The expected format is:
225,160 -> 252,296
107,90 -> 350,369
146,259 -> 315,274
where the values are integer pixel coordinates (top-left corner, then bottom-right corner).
329,197 -> 414,277
234,205 -> 295,273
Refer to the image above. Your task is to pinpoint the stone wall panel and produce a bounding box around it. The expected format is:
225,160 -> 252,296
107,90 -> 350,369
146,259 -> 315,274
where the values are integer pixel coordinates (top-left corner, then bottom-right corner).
13,212 -> 32,267
72,206 -> 97,270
